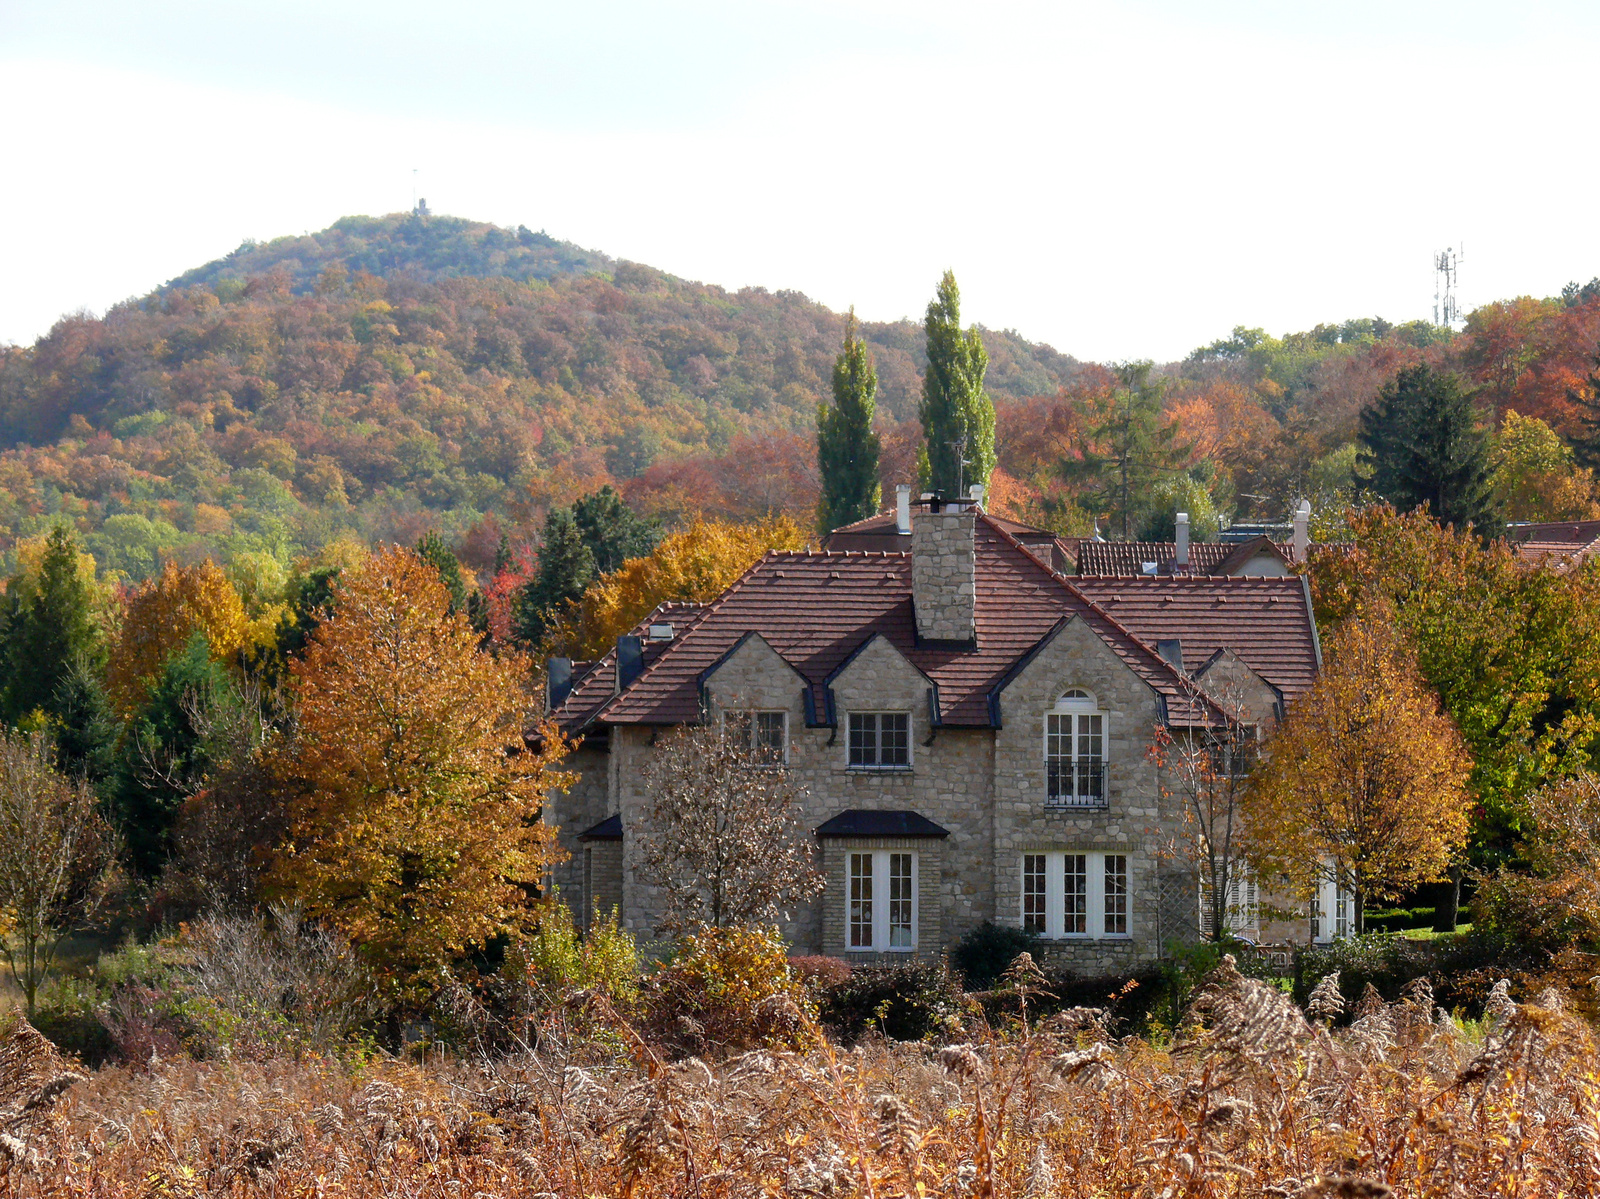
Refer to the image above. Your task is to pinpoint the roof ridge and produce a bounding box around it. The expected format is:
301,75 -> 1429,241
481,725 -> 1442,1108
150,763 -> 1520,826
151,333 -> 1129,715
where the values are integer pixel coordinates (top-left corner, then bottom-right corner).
592,548 -> 792,722
978,513 -> 1222,714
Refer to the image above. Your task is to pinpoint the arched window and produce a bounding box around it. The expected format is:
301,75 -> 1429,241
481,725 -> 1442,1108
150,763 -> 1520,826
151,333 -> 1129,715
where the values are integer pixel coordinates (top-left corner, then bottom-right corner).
1045,689 -> 1105,807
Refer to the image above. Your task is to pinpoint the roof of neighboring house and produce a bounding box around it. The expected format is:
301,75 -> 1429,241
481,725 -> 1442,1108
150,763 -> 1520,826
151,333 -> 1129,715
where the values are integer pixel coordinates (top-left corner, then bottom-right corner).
1070,575 -> 1321,704
1515,537 -> 1600,569
1506,520 -> 1600,543
814,810 -> 951,838
552,514 -> 1259,731
1075,535 -> 1296,577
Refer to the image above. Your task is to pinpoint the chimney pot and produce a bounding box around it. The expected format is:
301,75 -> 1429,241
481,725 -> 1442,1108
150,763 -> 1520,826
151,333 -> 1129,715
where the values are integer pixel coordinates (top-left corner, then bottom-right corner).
1292,500 -> 1311,564
1175,511 -> 1190,570
896,484 -> 912,535
968,483 -> 985,508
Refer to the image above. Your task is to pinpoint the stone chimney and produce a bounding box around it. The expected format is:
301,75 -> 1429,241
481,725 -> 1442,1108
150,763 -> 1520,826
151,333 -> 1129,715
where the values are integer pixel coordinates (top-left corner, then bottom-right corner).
1174,511 -> 1189,571
1292,500 -> 1311,564
913,505 -> 977,643
895,484 -> 912,535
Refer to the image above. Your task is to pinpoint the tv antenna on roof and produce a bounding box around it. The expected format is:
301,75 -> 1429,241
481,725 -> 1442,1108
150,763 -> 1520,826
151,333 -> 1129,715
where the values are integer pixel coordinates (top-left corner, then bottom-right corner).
1434,243 -> 1464,328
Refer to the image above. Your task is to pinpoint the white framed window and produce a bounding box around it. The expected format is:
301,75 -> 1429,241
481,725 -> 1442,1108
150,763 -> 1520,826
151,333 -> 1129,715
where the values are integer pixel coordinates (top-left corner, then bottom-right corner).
847,712 -> 911,769
725,709 -> 787,765
1199,866 -> 1259,939
1045,690 -> 1106,808
1311,875 -> 1352,943
1018,851 -> 1131,939
847,850 -> 917,951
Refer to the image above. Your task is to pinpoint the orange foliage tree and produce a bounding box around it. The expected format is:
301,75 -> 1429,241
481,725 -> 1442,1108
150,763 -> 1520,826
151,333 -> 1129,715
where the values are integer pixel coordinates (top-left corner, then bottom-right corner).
553,514 -> 806,660
1241,614 -> 1473,932
106,560 -> 252,714
266,547 -> 569,1005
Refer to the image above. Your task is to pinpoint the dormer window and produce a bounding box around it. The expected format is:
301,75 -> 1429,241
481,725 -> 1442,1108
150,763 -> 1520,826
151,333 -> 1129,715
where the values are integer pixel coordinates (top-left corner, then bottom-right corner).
1045,689 -> 1105,808
848,712 -> 911,770
725,710 -> 787,765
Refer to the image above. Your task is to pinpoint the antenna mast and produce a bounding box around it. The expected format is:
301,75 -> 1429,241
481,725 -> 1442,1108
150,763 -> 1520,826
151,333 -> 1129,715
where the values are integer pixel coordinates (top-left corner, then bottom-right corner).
1433,243 -> 1464,328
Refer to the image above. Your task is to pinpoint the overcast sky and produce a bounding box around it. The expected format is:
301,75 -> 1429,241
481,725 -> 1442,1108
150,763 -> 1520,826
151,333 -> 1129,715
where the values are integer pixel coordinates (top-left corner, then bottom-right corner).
4,0 -> 1599,362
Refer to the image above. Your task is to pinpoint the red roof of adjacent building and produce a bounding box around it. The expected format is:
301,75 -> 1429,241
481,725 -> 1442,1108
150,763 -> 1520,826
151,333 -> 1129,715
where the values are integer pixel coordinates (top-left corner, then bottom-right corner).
1070,575 -> 1321,704
551,513 -> 1319,733
1075,535 -> 1296,577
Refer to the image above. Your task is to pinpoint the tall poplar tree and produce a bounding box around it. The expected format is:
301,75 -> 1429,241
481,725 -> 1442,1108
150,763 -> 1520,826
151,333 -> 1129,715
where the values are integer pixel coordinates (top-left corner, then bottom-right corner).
1358,365 -> 1500,535
918,272 -> 995,500
816,311 -> 882,532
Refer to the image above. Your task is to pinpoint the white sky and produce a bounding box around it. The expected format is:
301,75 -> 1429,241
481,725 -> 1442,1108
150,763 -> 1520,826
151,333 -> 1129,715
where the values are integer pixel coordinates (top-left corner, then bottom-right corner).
4,0 -> 1600,362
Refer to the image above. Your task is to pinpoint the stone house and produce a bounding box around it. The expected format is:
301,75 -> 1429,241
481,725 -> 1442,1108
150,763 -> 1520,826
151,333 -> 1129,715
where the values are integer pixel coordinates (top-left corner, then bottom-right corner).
546,495 -> 1326,968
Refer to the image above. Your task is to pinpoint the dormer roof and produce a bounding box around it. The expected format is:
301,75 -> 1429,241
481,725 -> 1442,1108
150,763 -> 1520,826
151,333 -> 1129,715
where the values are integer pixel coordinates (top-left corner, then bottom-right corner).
549,513 -> 1326,732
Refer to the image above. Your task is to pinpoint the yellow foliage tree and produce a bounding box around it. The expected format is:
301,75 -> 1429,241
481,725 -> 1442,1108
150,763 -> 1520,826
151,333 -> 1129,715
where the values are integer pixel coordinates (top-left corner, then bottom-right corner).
106,560 -> 253,714
1241,614 -> 1473,933
554,514 -> 806,660
266,546 -> 569,1005
1493,409 -> 1600,521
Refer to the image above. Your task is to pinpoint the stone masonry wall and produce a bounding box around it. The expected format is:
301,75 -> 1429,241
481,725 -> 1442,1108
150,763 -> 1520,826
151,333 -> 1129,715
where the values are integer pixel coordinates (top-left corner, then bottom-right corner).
912,510 -> 976,642
549,744 -> 611,914
990,617 -> 1177,971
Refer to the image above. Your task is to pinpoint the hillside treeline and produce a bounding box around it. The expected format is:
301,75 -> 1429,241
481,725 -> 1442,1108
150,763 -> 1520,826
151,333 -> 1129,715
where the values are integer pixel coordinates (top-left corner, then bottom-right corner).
3,212 -> 1600,585
0,214 -> 1076,580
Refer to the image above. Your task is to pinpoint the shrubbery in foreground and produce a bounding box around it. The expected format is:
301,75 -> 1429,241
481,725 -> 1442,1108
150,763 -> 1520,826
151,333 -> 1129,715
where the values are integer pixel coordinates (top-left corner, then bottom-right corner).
4,956 -> 1599,1196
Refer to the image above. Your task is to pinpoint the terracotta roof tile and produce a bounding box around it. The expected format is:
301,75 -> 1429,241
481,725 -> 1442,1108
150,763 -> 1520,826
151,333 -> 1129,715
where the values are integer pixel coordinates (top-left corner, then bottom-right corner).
577,515 -> 1219,729
1075,537 -> 1295,576
1071,575 -> 1320,703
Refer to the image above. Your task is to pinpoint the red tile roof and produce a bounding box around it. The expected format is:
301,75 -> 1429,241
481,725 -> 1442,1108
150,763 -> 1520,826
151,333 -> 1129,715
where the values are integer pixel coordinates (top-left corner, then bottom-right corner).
1075,536 -> 1295,576
555,515 -> 1242,730
1506,520 -> 1600,544
1515,537 -> 1600,569
824,507 -> 1079,571
1070,576 -> 1321,704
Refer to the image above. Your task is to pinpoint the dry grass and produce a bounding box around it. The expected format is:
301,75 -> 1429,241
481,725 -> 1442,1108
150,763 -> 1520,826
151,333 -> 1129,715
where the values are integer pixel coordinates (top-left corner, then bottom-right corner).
3,958 -> 1599,1197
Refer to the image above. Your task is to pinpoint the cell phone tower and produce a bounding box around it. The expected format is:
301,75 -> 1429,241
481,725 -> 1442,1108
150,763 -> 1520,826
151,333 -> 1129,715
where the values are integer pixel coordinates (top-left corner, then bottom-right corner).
1434,244 -> 1463,328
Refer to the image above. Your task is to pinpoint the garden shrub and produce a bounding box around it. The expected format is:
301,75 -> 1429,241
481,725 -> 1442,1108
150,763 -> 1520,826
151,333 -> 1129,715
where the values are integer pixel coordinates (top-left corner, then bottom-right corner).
1292,929 -> 1542,1018
951,921 -> 1040,989
640,924 -> 816,1057
818,959 -> 965,1043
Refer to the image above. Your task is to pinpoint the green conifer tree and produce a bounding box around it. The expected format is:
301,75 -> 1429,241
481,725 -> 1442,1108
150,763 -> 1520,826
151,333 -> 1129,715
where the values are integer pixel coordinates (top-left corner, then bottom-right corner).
1056,362 -> 1193,540
513,507 -> 596,647
0,526 -> 105,726
919,272 -> 996,499
415,531 -> 468,614
572,485 -> 660,574
1358,365 -> 1500,535
816,311 -> 883,532
1565,342 -> 1600,472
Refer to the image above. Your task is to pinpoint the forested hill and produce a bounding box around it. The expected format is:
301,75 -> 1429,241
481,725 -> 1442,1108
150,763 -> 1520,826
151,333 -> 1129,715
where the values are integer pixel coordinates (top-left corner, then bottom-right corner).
0,211 -> 1082,579
166,214 -> 614,294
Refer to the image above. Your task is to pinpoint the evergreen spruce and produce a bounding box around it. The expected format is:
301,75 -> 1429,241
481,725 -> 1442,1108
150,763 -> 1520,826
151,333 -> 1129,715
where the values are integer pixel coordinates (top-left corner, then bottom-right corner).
415,531 -> 468,613
1358,365 -> 1500,535
0,526 -> 104,726
1056,361 -> 1192,540
919,272 -> 996,499
1566,342 -> 1600,471
816,310 -> 882,532
572,485 -> 660,574
513,507 -> 596,647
